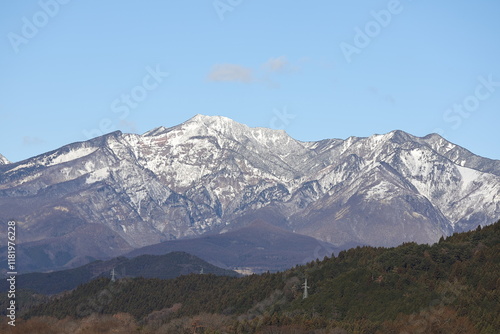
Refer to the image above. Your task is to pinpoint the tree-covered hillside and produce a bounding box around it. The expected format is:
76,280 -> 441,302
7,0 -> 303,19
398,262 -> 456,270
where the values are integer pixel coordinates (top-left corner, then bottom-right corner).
6,221 -> 499,333
0,251 -> 238,296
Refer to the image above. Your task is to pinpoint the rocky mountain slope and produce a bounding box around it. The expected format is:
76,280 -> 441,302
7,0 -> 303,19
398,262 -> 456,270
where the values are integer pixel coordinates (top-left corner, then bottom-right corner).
0,154 -> 9,165
1,115 -> 498,272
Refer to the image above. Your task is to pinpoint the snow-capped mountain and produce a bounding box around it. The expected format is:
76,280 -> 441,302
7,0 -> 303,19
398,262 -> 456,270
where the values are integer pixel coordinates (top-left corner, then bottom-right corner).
1,115 -> 499,272
0,154 -> 9,165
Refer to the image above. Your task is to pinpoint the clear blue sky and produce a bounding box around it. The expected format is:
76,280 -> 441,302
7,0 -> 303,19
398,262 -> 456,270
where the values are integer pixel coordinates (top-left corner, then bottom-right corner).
1,0 -> 499,163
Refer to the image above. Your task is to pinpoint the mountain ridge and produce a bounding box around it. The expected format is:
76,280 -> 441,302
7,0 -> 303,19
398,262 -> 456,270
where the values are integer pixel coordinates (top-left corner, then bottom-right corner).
126,219 -> 339,273
0,251 -> 238,295
0,153 -> 9,165
1,115 -> 498,272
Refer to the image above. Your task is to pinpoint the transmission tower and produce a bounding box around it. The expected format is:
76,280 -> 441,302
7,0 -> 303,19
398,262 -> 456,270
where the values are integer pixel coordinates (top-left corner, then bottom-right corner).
111,268 -> 116,282
302,278 -> 310,299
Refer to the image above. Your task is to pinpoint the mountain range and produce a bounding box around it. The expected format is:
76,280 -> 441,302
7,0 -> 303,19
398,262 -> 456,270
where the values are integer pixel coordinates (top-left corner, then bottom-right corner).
1,114 -> 499,273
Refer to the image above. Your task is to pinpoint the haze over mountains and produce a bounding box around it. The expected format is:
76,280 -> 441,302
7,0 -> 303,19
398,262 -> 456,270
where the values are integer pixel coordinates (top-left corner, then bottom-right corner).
1,115 -> 499,273
126,220 -> 338,274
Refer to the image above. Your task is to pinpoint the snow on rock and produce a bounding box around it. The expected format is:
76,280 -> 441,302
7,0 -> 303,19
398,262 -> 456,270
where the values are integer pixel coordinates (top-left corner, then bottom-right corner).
85,167 -> 110,184
46,147 -> 98,166
0,154 -> 10,165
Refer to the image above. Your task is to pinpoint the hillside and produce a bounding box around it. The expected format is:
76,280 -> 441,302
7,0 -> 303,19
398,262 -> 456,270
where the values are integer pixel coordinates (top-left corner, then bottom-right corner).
0,252 -> 237,295
127,220 -> 340,273
12,220 -> 499,333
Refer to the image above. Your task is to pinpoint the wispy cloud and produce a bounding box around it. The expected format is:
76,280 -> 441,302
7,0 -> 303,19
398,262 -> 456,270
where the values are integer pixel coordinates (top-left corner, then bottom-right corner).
367,86 -> 396,105
207,64 -> 253,83
263,56 -> 295,73
207,56 -> 301,86
22,136 -> 45,145
384,95 -> 396,105
119,120 -> 138,133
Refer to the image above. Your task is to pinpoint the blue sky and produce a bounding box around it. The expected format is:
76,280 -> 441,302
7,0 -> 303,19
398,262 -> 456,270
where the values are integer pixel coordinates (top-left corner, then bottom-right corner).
1,0 -> 499,163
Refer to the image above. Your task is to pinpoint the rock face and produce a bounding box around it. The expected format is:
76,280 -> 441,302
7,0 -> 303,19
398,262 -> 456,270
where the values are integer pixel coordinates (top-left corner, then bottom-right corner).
0,154 -> 9,165
1,115 -> 499,272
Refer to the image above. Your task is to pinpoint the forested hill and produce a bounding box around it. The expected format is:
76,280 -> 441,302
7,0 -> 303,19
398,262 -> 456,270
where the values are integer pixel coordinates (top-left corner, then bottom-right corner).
0,251 -> 238,296
12,220 -> 500,333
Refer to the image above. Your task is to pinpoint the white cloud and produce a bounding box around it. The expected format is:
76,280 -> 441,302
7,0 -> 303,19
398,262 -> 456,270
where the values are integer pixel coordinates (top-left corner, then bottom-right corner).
385,95 -> 396,105
207,57 -> 299,87
119,120 -> 138,133
22,136 -> 45,145
207,64 -> 253,83
263,56 -> 292,73
367,86 -> 396,105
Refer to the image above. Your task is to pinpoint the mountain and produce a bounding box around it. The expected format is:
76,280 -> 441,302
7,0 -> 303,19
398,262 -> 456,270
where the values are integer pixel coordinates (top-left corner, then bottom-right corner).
0,251 -> 237,295
127,220 -> 340,273
18,220 -> 500,333
1,114 -> 499,272
0,154 -> 9,165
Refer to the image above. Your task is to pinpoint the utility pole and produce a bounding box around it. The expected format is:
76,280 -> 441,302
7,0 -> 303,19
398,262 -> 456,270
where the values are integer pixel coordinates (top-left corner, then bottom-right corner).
302,278 -> 310,299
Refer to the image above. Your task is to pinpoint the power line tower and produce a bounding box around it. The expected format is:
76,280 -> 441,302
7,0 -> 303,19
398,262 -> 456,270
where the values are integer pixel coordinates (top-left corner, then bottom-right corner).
302,278 -> 310,299
111,268 -> 116,282
199,267 -> 204,274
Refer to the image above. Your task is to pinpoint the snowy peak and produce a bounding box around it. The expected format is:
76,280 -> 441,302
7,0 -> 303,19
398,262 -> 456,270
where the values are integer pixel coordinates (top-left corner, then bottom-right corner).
122,115 -> 309,193
186,114 -> 239,128
387,129 -> 414,143
0,153 -> 9,165
415,133 -> 500,177
180,114 -> 295,148
143,126 -> 168,137
3,131 -> 122,172
142,114 -> 296,149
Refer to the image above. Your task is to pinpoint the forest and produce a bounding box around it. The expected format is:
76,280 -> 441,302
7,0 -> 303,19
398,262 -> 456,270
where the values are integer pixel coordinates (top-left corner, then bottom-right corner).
2,220 -> 498,333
